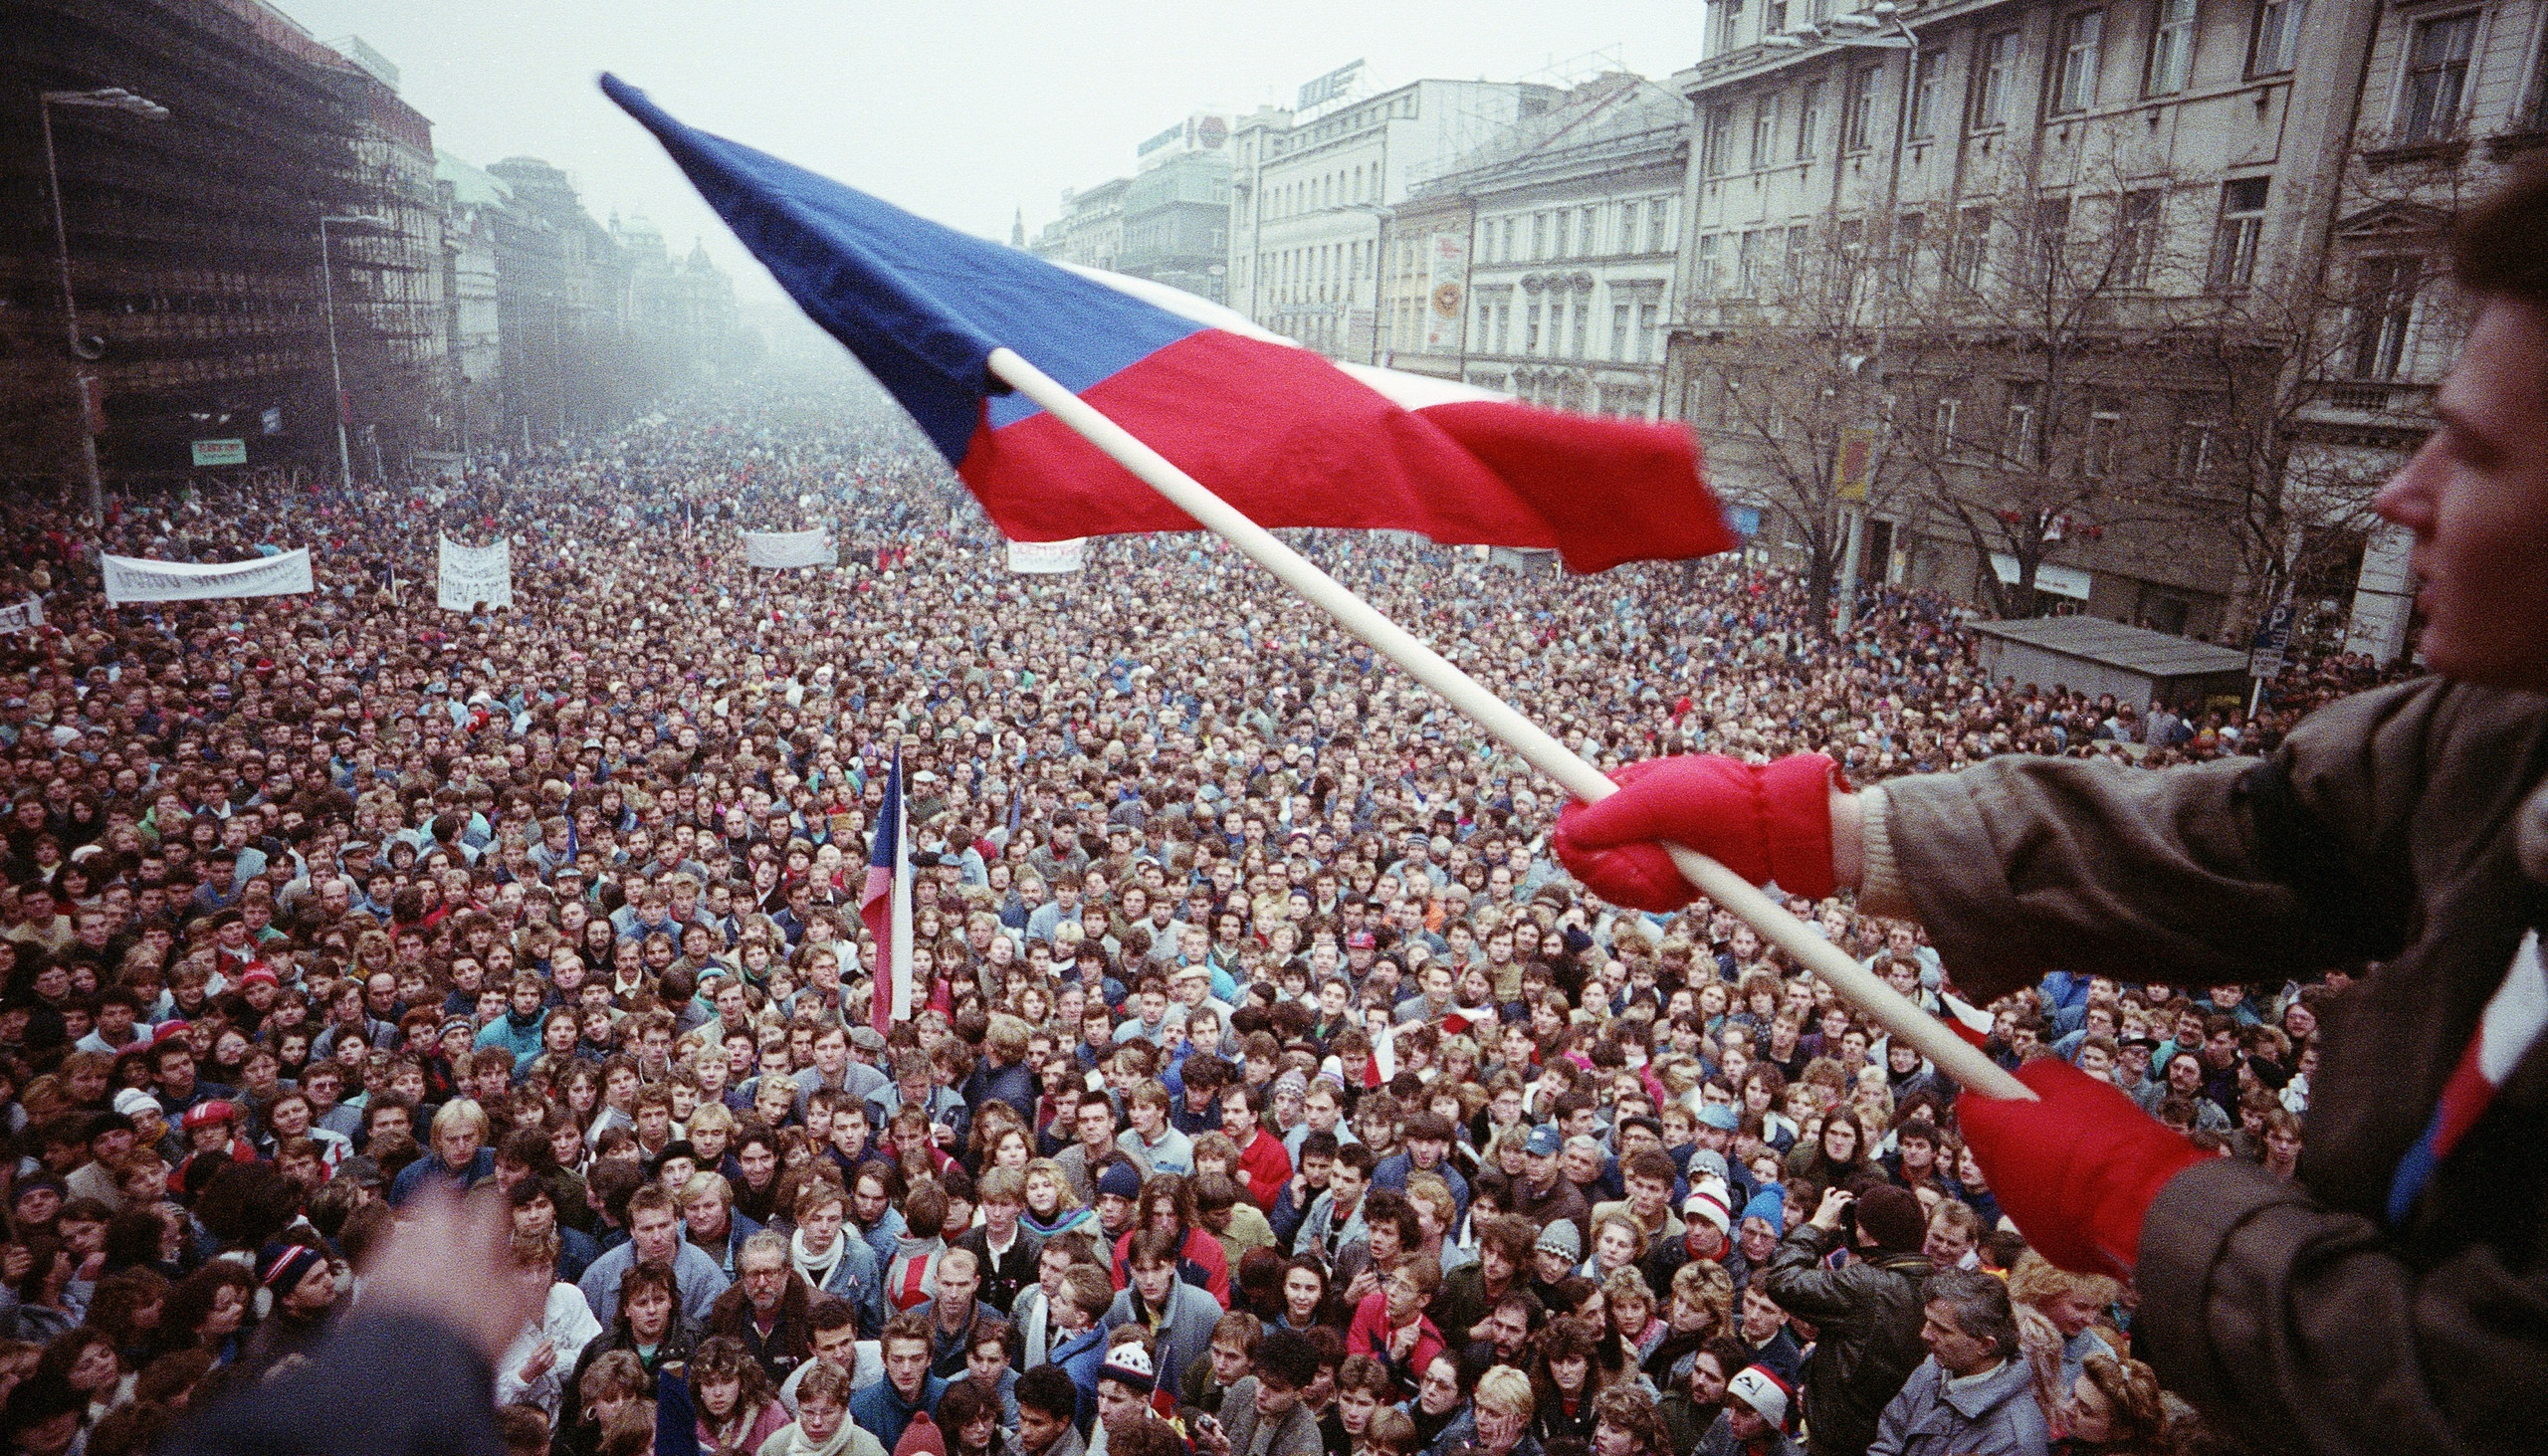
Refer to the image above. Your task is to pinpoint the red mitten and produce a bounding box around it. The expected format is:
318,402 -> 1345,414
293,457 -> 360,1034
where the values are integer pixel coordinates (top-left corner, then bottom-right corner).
1957,1059 -> 2216,1279
1554,752 -> 1841,911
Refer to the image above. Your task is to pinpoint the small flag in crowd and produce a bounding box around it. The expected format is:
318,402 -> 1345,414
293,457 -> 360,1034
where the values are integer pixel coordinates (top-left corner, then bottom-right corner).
600,75 -> 1735,574
1940,988 -> 1997,1051
863,748 -> 914,1035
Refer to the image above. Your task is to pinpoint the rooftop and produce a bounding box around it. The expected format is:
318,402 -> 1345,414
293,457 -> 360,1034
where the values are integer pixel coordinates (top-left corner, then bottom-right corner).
1966,616 -> 2251,679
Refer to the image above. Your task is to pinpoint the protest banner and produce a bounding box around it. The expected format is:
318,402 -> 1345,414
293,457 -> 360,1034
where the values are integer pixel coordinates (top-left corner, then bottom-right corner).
103,549 -> 313,605
437,536 -> 515,610
1005,536 -> 1088,573
0,598 -> 40,634
743,528 -> 835,568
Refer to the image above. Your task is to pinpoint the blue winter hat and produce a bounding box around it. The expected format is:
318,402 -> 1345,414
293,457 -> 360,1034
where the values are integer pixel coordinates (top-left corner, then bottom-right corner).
1096,1159 -> 1145,1202
1742,1187 -> 1787,1236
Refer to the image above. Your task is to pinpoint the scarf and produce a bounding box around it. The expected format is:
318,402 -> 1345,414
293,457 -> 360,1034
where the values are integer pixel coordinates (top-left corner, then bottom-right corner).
1021,1205 -> 1097,1240
782,1420 -> 858,1456
790,1226 -> 845,1292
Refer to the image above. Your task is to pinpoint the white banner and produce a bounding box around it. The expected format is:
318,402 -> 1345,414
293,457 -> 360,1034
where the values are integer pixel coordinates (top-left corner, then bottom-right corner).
743,528 -> 835,568
437,536 -> 514,610
103,549 -> 313,606
1006,537 -> 1088,573
0,598 -> 42,634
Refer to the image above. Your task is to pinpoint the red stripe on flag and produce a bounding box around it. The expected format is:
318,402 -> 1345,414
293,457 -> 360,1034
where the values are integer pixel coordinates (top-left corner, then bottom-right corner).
960,329 -> 1729,574
862,864 -> 894,1034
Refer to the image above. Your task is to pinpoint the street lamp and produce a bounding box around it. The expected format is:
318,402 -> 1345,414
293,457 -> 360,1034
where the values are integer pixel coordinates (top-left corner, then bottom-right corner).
318,213 -> 390,492
40,86 -> 168,524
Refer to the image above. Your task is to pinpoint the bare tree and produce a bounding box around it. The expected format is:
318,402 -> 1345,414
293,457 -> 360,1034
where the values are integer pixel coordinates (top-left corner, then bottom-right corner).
1673,215 -> 1917,632
1878,146 -> 2256,623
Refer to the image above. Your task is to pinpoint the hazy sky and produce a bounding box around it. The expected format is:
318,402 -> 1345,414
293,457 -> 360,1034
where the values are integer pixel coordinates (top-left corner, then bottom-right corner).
278,1 -> 1697,303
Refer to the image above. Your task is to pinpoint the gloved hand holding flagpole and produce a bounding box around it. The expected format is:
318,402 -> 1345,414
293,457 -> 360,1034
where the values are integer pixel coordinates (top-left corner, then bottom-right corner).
601,73 -> 2030,1103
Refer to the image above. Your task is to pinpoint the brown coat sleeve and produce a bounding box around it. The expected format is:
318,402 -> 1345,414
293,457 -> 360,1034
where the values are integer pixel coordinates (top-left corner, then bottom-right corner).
1866,678 -> 2447,1002
2137,1156 -> 2548,1455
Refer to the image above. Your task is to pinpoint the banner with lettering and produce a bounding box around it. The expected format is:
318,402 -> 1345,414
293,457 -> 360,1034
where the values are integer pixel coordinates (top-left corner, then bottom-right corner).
437,536 -> 515,610
0,598 -> 41,634
1005,537 -> 1088,573
103,549 -> 314,605
743,528 -> 835,568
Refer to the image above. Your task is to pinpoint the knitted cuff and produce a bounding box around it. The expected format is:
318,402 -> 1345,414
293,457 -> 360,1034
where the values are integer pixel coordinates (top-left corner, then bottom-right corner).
1856,786 -> 1914,917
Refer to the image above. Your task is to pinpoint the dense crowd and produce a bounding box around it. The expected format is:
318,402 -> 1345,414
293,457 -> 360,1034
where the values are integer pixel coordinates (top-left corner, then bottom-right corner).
0,384 -> 2397,1456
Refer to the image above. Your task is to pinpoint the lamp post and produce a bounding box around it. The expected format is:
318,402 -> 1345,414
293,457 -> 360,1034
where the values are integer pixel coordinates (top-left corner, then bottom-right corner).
318,214 -> 387,492
40,87 -> 167,525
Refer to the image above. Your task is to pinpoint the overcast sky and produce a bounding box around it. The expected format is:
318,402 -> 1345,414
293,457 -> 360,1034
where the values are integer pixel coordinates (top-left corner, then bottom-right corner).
278,0 -> 1697,304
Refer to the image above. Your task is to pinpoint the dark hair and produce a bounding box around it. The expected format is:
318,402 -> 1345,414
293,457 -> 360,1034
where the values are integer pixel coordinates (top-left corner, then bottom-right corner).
2452,154 -> 2548,307
1017,1363 -> 1080,1422
1254,1328 -> 1323,1390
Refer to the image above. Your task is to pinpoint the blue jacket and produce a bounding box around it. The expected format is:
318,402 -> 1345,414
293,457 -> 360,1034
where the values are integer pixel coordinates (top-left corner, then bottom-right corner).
1049,1324 -> 1109,1435
849,1372 -> 947,1452
388,1146 -> 493,1207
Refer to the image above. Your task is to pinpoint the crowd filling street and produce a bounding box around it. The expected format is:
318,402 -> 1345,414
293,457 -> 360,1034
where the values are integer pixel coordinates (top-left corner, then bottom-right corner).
0,389 -> 2405,1456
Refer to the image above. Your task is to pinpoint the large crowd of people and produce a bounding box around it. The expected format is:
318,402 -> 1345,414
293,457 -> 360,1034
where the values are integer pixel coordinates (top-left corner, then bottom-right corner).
0,382 -> 2395,1456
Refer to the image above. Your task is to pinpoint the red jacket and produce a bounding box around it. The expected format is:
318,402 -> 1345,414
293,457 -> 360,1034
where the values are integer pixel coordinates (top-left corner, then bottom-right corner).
1233,1128 -> 1293,1210
1109,1223 -> 1231,1307
1345,1290 -> 1446,1398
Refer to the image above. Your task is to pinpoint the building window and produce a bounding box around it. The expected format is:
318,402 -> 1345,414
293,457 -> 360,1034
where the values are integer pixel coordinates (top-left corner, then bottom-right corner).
1532,213 -> 1550,259
2030,197 -> 2070,290
1581,206 -> 1599,254
1896,211 -> 1927,271
2117,189 -> 2164,286
2209,176 -> 2268,291
1738,230 -> 1762,295
2175,411 -> 2224,476
2003,380 -> 2040,464
1620,201 -> 1642,254
2055,11 -> 2106,113
2147,0 -> 2197,95
1613,305 -> 1631,360
1556,210 -> 1573,258
1787,224 -> 1811,286
1951,207 -> 1992,287
2348,255 -> 2423,379
2400,12 -> 2478,142
1845,64 -> 1883,149
1695,234 -> 1720,295
1525,302 -> 1543,352
1650,197 -> 1673,252
1711,0 -> 1746,56
1909,51 -> 1946,137
1704,104 -> 1737,176
1975,31 -> 2018,126
1495,301 -> 1511,353
1933,396 -> 1961,450
2086,399 -> 2124,475
2249,0 -> 2306,75
1637,304 -> 1658,363
1571,300 -> 1589,356
1799,79 -> 1827,158
1753,93 -> 1785,168
2526,19 -> 2548,130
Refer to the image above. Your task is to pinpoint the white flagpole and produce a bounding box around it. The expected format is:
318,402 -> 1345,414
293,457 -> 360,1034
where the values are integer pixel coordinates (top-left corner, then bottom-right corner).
889,754 -> 914,1024
984,346 -> 2029,1102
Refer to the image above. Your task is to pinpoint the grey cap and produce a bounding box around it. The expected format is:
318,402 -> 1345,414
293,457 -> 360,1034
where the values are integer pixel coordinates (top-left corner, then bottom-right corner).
1535,1219 -> 1582,1261
849,1026 -> 887,1052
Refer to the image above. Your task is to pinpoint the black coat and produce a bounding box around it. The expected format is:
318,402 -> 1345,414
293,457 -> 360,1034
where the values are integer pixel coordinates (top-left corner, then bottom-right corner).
1757,1227 -> 1931,1456
160,1312 -> 508,1456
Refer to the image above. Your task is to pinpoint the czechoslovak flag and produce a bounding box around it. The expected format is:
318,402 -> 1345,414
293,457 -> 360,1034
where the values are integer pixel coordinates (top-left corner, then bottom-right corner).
1939,988 -> 1998,1051
601,75 -> 1736,573
863,748 -> 913,1035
